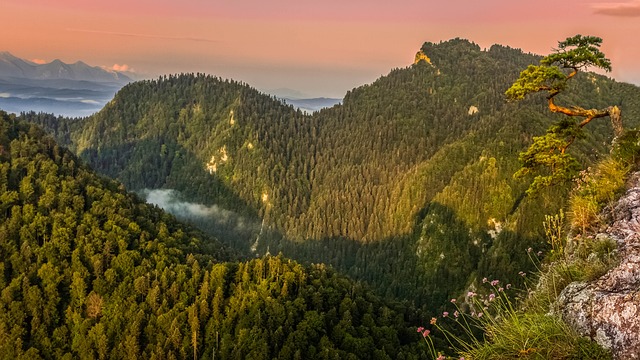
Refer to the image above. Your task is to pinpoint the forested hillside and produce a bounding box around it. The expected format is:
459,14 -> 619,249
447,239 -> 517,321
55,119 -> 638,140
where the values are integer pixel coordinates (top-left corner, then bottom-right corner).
22,38 -> 640,309
0,112 -> 428,359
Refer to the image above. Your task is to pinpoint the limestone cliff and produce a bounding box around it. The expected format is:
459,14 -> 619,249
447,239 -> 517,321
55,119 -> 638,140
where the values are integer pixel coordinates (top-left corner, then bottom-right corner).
414,50 -> 432,65
553,172 -> 640,359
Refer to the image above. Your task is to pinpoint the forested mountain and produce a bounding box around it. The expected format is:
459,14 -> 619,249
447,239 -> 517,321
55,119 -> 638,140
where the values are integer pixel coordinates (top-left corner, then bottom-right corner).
0,111 -> 428,359
21,38 -> 640,310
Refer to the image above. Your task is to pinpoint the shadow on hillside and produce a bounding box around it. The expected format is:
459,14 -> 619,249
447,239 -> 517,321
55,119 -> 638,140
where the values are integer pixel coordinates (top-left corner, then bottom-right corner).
251,202 -> 543,313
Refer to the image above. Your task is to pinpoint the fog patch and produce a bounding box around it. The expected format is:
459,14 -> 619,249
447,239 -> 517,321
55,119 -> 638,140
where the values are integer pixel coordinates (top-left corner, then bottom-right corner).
141,189 -> 234,221
140,189 -> 262,253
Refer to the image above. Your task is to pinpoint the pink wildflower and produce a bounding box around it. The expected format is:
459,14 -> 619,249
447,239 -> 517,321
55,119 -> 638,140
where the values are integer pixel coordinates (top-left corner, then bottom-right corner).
417,327 -> 424,333
482,277 -> 488,283
489,293 -> 496,301
430,317 -> 437,325
491,279 -> 499,286
506,283 -> 512,289
498,287 -> 504,292
467,291 -> 476,297
422,329 -> 430,337
454,310 -> 459,318
437,355 -> 445,360
443,311 -> 449,317
450,298 -> 457,303
478,312 -> 484,318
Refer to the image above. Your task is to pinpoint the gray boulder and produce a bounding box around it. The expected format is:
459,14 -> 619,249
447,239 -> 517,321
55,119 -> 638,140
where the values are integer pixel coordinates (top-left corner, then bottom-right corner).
553,174 -> 640,359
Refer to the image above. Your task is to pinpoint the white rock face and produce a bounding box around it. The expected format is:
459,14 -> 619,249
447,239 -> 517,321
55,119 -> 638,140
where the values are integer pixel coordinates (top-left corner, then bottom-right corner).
553,173 -> 640,359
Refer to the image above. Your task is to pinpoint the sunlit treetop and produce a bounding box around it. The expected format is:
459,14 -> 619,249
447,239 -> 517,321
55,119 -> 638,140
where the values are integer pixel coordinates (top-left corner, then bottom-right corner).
541,35 -> 611,73
506,35 -> 611,101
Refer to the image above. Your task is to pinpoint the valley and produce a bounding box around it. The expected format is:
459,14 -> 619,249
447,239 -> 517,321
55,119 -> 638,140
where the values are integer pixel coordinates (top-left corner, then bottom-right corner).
21,39 -> 640,310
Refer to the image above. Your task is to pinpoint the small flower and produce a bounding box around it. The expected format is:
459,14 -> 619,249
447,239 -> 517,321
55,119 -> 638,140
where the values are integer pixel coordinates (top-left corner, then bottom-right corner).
491,279 -> 499,286
489,293 -> 496,301
454,310 -> 459,318
527,247 -> 533,253
467,291 -> 477,297
506,283 -> 512,289
482,277 -> 488,283
537,251 -> 543,256
460,358 -> 466,360
518,271 -> 526,277
437,355 -> 445,360
422,329 -> 430,337
430,317 -> 437,325
417,327 -> 424,333
498,287 -> 504,292
443,311 -> 449,317
478,312 -> 484,318
450,298 -> 457,303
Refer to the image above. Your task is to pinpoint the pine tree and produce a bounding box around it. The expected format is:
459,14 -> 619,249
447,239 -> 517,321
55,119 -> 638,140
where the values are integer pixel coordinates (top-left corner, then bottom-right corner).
506,35 -> 622,193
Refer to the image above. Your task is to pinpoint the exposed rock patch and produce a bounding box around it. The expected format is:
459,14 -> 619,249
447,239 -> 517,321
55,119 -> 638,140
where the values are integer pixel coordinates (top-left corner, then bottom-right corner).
553,172 -> 640,359
414,51 -> 432,65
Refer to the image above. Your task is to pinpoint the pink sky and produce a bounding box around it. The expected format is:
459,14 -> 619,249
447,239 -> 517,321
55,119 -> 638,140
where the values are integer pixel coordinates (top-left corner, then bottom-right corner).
3,0 -> 640,97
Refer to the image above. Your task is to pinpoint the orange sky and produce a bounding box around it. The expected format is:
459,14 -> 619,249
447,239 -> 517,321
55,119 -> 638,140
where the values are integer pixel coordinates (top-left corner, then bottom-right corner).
3,0 -> 640,97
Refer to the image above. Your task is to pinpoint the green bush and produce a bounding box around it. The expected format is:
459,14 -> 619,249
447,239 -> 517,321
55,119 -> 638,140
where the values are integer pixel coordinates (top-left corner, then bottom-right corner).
569,157 -> 628,235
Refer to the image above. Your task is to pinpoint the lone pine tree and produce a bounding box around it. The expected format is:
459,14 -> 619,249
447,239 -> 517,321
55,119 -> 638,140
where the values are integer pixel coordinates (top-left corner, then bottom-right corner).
506,35 -> 622,194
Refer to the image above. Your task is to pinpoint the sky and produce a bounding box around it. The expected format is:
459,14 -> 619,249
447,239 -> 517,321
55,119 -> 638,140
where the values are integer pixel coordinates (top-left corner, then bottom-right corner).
3,0 -> 640,98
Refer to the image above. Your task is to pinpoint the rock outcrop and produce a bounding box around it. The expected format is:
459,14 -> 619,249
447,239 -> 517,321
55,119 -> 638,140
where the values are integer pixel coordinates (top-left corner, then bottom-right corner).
414,50 -> 432,65
553,172 -> 640,359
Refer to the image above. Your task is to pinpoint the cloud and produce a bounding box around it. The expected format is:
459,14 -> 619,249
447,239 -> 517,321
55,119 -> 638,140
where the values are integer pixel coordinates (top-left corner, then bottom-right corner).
111,64 -> 132,72
67,28 -> 219,43
30,58 -> 47,64
100,64 -> 135,73
141,189 -> 253,227
593,0 -> 640,16
141,189 -> 261,251
0,92 -> 10,98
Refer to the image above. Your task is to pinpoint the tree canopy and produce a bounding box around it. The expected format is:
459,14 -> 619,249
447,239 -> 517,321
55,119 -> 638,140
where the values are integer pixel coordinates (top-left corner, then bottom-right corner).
0,111 -> 428,359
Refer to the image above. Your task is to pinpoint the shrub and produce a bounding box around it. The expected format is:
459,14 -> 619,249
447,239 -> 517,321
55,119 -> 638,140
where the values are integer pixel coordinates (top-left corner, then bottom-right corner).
569,158 -> 628,234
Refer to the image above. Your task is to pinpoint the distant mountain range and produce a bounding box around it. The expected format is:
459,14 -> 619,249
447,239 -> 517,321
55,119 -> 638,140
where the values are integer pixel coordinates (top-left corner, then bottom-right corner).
282,97 -> 341,113
0,51 -> 131,83
0,51 -> 132,117
0,52 -> 341,116
262,87 -> 342,113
